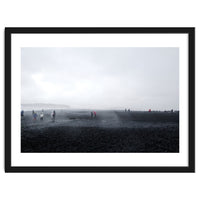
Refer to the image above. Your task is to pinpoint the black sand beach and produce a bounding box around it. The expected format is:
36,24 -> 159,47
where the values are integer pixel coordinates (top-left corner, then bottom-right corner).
21,110 -> 179,152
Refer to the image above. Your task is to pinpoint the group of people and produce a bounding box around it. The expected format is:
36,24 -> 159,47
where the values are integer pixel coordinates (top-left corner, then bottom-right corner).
21,110 -> 56,121
22,109 -> 98,121
32,110 -> 46,120
91,111 -> 97,118
32,110 -> 56,121
125,108 -> 131,112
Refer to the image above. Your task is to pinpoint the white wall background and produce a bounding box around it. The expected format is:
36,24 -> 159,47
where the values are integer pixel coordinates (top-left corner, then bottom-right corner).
0,0 -> 199,200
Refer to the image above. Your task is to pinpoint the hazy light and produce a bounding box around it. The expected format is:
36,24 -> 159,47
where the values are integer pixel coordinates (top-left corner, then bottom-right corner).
21,47 -> 179,110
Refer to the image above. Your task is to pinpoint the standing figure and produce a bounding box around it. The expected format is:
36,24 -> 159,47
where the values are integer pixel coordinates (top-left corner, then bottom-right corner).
21,110 -> 24,117
40,111 -> 44,120
91,112 -> 94,118
93,111 -> 96,118
51,110 -> 56,121
33,112 -> 37,120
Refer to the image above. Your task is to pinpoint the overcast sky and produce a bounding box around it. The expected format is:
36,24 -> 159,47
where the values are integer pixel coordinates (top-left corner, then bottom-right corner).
21,47 -> 179,110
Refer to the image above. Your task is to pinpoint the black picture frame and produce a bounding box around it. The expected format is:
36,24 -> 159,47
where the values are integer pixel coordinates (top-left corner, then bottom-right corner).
5,27 -> 195,173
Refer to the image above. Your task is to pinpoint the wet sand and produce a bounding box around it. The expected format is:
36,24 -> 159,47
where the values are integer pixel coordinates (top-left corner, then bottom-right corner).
21,110 -> 179,152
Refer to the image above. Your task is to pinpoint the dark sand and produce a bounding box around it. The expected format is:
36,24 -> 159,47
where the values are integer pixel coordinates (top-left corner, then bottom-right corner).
21,110 -> 179,152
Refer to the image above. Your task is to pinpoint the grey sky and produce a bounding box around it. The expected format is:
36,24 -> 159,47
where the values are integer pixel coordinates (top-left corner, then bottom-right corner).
21,47 -> 179,110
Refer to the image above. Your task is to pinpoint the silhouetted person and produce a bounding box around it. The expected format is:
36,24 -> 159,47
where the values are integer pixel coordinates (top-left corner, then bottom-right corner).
40,112 -> 44,120
93,111 -> 96,118
91,112 -> 93,118
51,110 -> 56,121
21,110 -> 24,117
33,112 -> 37,120
125,109 -> 127,112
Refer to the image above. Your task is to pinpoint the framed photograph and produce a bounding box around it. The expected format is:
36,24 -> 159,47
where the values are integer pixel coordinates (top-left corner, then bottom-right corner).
5,27 -> 195,172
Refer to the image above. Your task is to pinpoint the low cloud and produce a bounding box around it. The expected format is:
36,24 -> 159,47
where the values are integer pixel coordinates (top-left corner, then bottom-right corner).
21,47 -> 179,110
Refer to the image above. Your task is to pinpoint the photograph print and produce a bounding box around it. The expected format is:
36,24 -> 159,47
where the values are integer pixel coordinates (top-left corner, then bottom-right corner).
5,28 -> 195,172
21,47 -> 179,153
